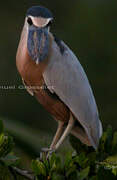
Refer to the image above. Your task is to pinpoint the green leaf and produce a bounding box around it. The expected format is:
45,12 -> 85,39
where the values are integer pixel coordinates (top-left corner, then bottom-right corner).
105,155 -> 117,164
0,163 -> 12,180
52,173 -> 65,180
0,120 -> 4,135
89,176 -> 98,180
105,126 -> 113,153
112,167 -> 117,176
98,132 -> 107,152
49,153 -> 57,169
74,153 -> 88,168
31,159 -> 47,176
43,158 -> 50,175
97,166 -> 116,180
69,135 -> 94,155
99,155 -> 117,176
49,153 -> 62,176
65,165 -> 77,178
87,152 -> 97,166
0,134 -> 14,158
78,166 -> 90,180
64,151 -> 72,165
112,132 -> 117,154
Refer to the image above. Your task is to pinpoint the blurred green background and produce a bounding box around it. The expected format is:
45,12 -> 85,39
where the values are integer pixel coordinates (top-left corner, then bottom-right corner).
0,0 -> 117,167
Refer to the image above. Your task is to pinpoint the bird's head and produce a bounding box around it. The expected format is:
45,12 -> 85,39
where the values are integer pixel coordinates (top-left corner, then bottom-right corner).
25,6 -> 53,64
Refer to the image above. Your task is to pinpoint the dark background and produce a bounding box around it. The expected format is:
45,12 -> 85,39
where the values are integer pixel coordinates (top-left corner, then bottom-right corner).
0,0 -> 117,161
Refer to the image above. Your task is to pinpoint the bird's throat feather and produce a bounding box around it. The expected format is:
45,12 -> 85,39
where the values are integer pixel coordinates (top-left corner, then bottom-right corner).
27,28 -> 49,63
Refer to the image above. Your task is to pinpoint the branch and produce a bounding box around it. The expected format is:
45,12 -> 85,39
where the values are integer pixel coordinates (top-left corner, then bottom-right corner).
10,166 -> 35,180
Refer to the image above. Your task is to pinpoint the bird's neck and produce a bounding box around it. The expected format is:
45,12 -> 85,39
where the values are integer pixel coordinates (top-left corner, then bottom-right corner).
16,23 -> 54,84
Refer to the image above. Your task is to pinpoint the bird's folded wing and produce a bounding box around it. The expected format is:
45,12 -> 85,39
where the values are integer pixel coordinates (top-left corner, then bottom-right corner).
43,40 -> 102,149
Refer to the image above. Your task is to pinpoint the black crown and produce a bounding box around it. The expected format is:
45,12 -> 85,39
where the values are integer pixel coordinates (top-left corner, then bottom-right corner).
26,6 -> 53,18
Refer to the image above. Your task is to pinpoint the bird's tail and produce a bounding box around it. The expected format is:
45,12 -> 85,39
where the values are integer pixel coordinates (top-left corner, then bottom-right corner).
85,118 -> 103,150
99,120 -> 103,138
71,126 -> 92,146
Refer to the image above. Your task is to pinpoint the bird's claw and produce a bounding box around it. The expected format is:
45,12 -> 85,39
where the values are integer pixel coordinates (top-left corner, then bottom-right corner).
40,147 -> 55,159
41,147 -> 51,153
47,149 -> 55,159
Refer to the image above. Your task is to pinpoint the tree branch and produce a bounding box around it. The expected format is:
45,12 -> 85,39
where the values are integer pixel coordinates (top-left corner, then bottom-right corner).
8,166 -> 17,180
10,166 -> 35,180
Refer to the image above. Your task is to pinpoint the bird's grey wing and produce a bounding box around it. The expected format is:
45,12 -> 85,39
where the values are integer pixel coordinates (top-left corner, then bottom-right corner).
43,40 -> 103,149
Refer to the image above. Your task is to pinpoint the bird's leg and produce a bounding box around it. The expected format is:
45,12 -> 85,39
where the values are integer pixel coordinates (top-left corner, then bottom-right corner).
54,113 -> 74,151
50,121 -> 65,149
44,113 -> 74,158
41,121 -> 64,154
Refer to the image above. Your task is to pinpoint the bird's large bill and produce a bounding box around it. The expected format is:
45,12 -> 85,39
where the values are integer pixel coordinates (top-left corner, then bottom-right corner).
27,26 -> 49,64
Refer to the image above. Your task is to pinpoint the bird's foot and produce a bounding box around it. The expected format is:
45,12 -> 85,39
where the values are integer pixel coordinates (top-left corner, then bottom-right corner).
40,147 -> 55,159
47,149 -> 55,158
41,147 -> 51,153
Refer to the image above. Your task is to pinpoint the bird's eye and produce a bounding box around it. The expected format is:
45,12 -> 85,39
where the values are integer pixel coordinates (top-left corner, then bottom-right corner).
27,17 -> 33,26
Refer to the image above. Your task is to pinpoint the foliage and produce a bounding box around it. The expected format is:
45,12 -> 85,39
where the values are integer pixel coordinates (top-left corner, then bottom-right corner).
31,125 -> 117,180
0,120 -> 117,180
0,120 -> 20,180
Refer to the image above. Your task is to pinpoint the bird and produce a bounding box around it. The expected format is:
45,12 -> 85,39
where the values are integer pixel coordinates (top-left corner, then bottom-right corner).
16,6 -> 103,153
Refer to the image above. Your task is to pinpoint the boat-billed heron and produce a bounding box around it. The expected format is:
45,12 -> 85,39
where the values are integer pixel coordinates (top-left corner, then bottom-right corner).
16,6 -> 103,152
